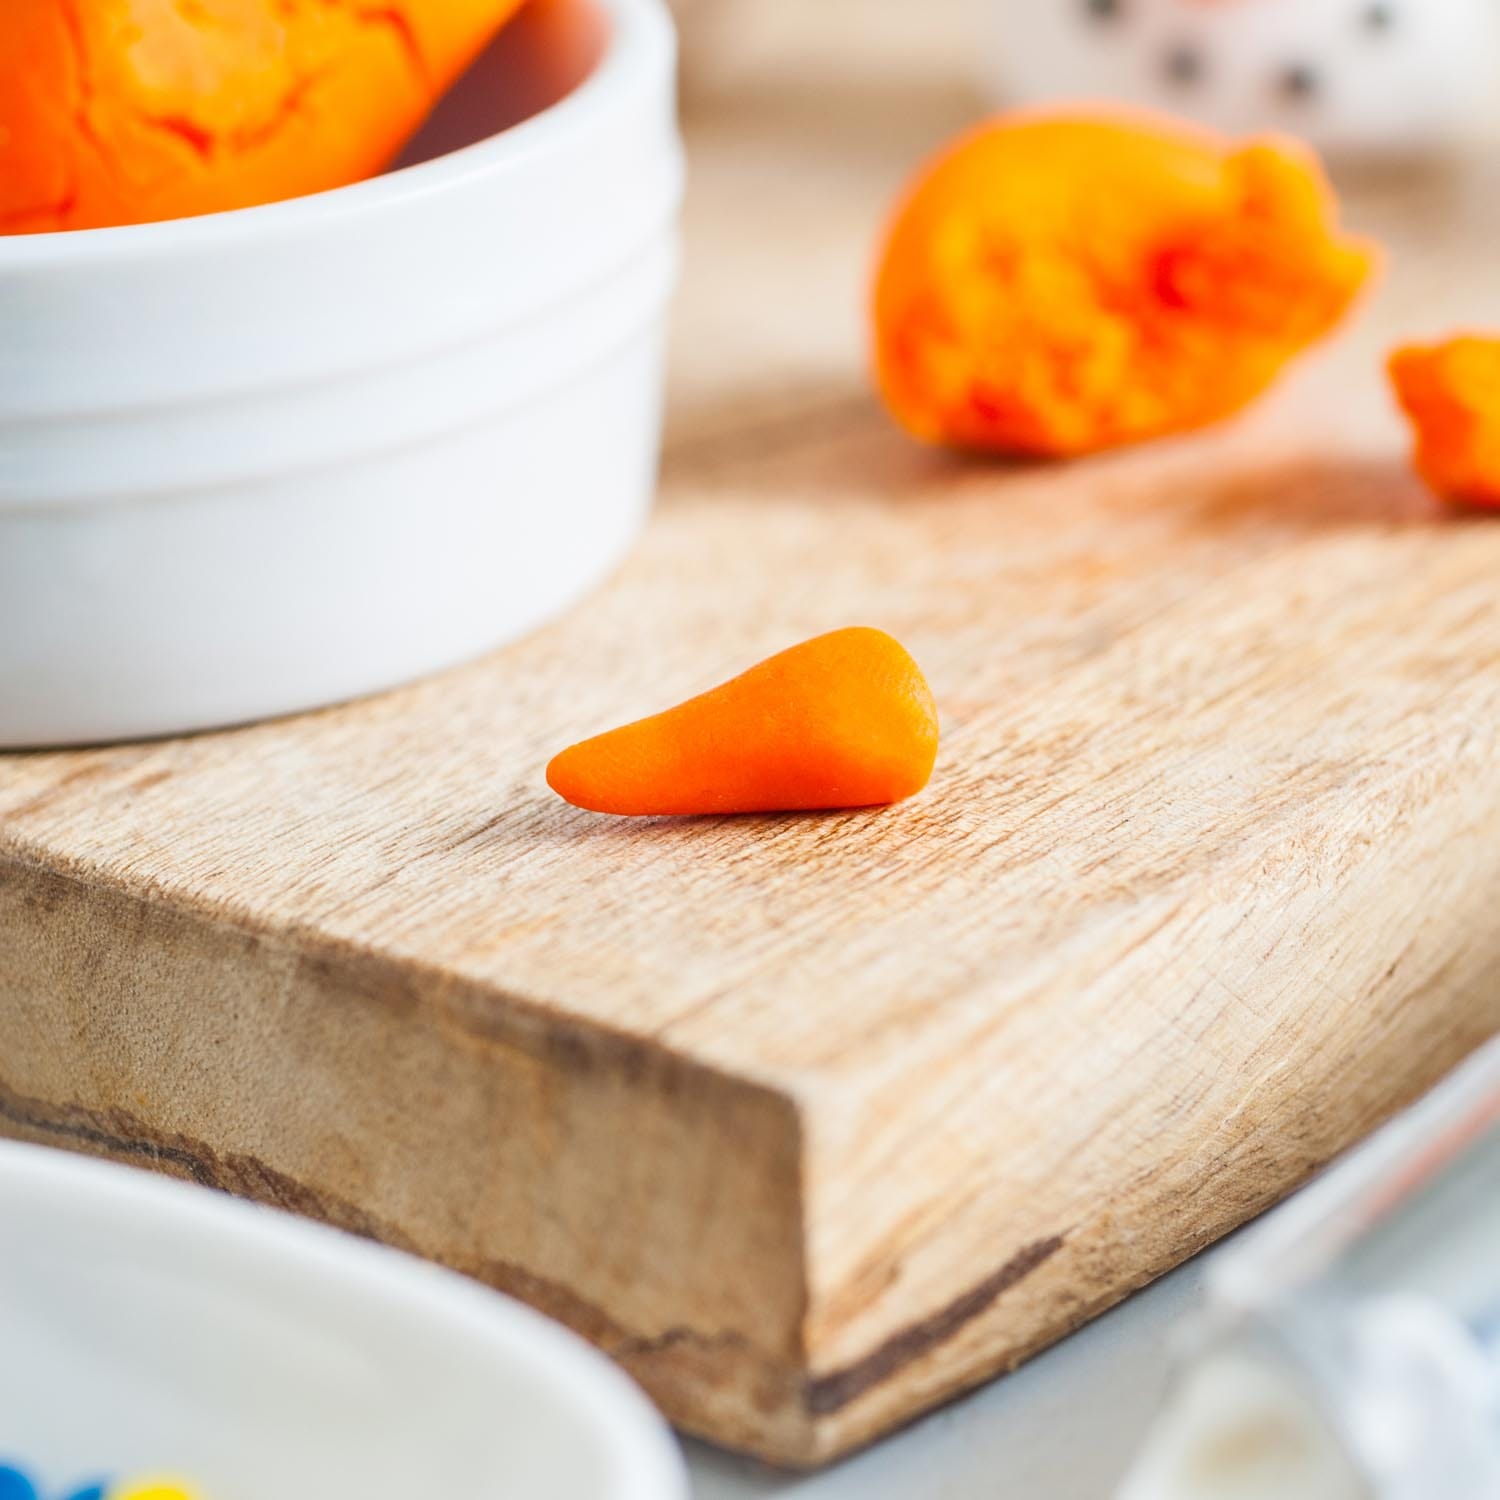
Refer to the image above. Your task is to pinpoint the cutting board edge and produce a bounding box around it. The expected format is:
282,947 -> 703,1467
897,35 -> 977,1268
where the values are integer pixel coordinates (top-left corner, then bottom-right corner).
0,845 -> 840,1463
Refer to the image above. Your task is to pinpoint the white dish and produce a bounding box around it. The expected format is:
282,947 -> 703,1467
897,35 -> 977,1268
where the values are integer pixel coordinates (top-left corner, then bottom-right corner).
0,1140 -> 688,1500
0,0 -> 681,746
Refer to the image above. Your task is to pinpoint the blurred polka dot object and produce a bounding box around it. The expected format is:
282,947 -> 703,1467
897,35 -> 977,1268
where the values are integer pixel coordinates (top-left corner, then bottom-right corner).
0,1467 -> 200,1500
985,0 -> 1500,158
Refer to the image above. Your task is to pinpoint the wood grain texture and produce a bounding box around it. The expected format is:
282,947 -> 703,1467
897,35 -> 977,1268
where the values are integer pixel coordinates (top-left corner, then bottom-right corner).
4,17 -> 1500,1464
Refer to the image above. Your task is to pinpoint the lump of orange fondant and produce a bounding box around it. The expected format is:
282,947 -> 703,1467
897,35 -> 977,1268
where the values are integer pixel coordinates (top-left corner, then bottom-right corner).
1,0 -> 525,234
1388,335 -> 1500,510
872,111 -> 1376,457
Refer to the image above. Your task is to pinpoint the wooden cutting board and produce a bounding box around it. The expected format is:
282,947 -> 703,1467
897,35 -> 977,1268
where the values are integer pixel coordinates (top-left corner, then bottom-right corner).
5,21 -> 1500,1466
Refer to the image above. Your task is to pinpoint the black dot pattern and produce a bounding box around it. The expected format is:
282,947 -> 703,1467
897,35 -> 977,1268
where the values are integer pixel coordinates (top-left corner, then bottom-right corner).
1278,62 -> 1320,101
1162,44 -> 1205,88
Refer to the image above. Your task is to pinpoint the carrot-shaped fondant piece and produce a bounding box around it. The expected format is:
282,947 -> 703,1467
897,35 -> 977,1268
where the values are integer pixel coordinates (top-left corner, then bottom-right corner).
546,627 -> 939,816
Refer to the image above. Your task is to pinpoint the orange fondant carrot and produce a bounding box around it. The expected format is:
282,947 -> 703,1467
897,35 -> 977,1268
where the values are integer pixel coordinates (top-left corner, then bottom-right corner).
546,627 -> 939,816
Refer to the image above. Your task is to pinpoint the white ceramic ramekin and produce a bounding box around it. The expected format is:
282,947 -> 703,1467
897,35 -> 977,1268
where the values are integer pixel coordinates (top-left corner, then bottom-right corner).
0,0 -> 681,746
0,1140 -> 688,1499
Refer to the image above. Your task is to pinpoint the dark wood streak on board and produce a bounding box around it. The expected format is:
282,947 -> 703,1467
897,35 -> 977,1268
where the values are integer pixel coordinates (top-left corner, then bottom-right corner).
803,1234 -> 1067,1416
0,1074 -> 407,1246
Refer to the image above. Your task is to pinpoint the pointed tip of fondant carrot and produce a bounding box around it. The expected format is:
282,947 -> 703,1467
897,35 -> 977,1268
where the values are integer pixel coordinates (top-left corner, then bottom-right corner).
546,627 -> 939,817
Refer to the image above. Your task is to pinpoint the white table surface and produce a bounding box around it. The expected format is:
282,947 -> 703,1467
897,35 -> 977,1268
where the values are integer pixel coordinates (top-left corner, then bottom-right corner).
685,1255 -> 1209,1500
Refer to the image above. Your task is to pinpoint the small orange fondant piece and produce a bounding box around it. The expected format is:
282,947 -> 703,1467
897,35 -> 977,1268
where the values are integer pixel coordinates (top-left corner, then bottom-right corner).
0,0 -> 525,234
872,111 -> 1376,457
1388,336 -> 1500,510
546,627 -> 940,817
